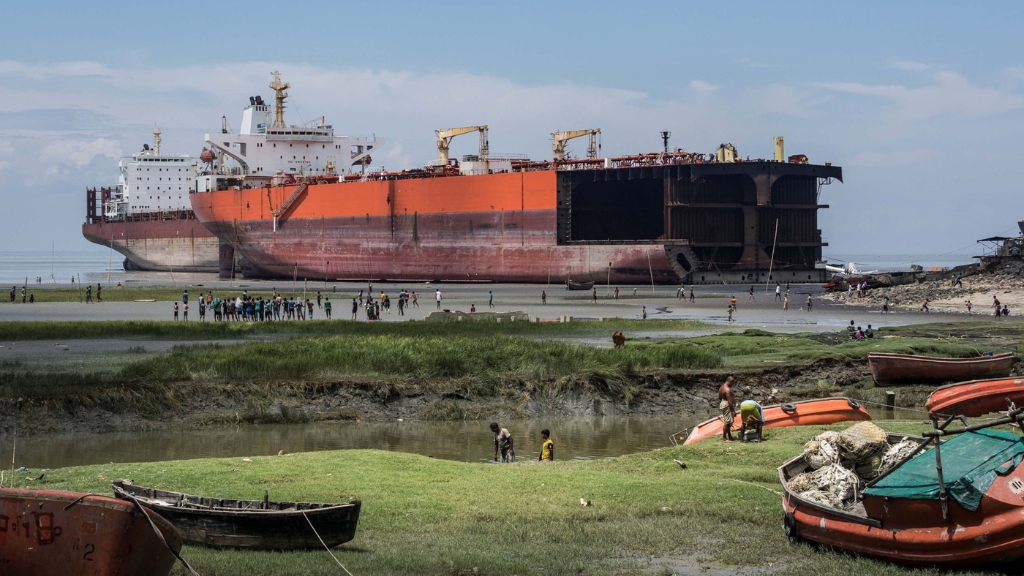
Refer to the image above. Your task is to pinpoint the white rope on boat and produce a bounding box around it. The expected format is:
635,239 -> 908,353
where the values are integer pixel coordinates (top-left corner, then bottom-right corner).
302,511 -> 356,576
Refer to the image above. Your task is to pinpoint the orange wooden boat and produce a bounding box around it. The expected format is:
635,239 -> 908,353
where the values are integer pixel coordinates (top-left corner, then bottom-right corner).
682,397 -> 870,445
780,413 -> 1024,567
0,488 -> 181,576
867,352 -> 1014,384
927,377 -> 1024,417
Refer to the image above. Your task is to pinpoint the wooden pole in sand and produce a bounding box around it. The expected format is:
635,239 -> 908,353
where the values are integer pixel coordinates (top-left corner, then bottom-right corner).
10,430 -> 15,489
765,219 -> 779,293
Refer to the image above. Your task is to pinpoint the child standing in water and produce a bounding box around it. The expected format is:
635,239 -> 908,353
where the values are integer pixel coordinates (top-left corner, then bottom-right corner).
539,429 -> 554,461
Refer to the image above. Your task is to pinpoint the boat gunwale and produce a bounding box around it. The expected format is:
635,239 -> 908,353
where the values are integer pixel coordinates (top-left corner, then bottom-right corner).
927,376 -> 1024,416
112,481 -> 360,518
867,352 -> 1014,363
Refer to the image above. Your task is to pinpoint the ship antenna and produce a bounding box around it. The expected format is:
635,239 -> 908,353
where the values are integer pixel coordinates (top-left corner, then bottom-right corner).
269,71 -> 290,129
153,125 -> 162,156
661,130 -> 671,155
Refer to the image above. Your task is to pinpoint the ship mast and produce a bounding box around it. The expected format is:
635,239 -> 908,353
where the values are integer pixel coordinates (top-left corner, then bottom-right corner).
269,71 -> 290,129
153,125 -> 162,156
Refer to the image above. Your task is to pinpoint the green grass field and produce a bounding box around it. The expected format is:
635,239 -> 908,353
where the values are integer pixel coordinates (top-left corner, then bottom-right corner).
18,421 -> 1005,576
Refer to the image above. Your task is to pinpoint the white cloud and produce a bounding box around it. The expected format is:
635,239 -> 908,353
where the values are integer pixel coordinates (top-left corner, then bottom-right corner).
818,70 -> 1024,121
745,84 -> 829,118
845,149 -> 938,167
739,58 -> 774,69
689,79 -> 719,93
891,59 -> 931,72
0,140 -> 13,171
41,138 -> 121,168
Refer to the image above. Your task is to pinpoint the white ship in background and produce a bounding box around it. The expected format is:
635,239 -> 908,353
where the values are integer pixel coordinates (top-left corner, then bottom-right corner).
83,128 -> 221,272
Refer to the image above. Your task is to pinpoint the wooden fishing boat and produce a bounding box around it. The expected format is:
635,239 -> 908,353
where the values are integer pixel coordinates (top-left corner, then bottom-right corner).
867,352 -> 1014,384
926,377 -> 1024,417
565,279 -> 595,290
112,480 -> 361,550
780,412 -> 1024,567
682,397 -> 870,445
0,487 -> 181,576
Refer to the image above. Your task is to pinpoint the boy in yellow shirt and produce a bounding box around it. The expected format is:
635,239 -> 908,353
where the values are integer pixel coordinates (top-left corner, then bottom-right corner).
539,429 -> 554,461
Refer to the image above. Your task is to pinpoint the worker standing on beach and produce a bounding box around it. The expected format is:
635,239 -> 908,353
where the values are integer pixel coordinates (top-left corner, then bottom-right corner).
490,422 -> 514,462
689,285 -> 695,302
806,295 -> 812,312
541,290 -> 547,304
748,285 -> 755,302
325,297 -> 332,319
85,285 -> 92,303
436,289 -> 442,310
718,377 -> 736,442
775,284 -> 782,301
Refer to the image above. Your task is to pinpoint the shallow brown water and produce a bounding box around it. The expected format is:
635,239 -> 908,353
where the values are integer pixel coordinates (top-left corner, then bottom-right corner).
2,407 -> 924,470
2,416 -> 702,469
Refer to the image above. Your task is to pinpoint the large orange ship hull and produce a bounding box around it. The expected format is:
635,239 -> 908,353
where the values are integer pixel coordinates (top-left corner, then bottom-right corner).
191,171 -> 677,283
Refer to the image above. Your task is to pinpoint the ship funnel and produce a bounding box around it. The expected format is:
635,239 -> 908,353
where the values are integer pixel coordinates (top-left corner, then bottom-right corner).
153,125 -> 162,156
774,136 -> 784,162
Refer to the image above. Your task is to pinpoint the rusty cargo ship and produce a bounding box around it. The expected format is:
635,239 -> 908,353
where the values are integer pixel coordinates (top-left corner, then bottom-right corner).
83,128 -> 221,272
191,74 -> 842,284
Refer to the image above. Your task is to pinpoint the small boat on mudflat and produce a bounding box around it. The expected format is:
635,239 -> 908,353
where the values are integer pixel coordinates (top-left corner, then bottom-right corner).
0,487 -> 181,576
867,352 -> 1014,384
780,412 -> 1024,567
112,480 -> 361,550
565,279 -> 595,290
682,397 -> 870,445
926,377 -> 1024,417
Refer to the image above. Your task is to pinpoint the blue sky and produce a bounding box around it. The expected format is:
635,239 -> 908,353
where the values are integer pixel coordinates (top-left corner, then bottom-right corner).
2,1 -> 1023,264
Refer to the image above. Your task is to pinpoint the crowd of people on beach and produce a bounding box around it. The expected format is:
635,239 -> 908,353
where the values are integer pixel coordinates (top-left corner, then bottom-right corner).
171,289 -> 338,322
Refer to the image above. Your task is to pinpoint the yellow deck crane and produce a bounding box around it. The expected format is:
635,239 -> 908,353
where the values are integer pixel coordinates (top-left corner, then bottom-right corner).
551,129 -> 601,161
435,125 -> 489,165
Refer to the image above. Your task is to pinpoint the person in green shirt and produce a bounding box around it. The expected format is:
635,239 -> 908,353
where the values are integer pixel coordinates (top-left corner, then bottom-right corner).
324,297 -> 332,319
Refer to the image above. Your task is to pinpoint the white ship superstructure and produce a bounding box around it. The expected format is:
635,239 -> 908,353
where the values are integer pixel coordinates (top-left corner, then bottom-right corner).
104,127 -> 194,219
196,71 -> 382,192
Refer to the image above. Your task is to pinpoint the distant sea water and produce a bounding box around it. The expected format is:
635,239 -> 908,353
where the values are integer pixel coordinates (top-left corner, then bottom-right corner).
0,250 -> 124,286
0,250 -> 980,286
